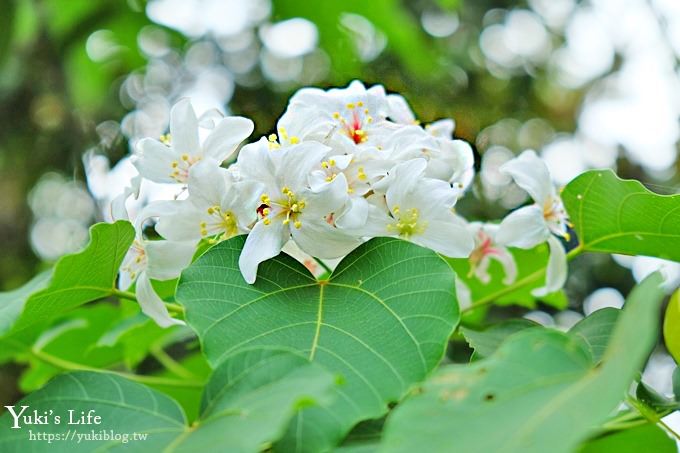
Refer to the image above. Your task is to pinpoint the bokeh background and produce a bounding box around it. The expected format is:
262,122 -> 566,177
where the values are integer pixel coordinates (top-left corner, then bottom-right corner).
1,0 -> 680,413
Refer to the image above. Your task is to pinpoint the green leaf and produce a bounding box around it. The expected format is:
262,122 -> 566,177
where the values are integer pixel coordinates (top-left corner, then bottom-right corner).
149,353 -> 212,423
460,319 -> 539,359
97,313 -> 184,369
0,349 -> 336,451
0,271 -> 51,336
449,244 -> 568,310
183,348 -> 336,451
562,170 -> 680,260
570,308 -> 619,363
10,221 -> 134,332
0,371 -> 186,451
336,418 -> 385,453
579,424 -> 675,453
664,289 -> 680,363
635,381 -> 679,414
380,273 -> 666,453
18,304 -> 128,392
177,236 -> 458,452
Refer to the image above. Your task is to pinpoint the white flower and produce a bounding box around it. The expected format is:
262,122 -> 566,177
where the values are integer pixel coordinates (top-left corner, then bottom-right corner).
496,150 -> 570,296
117,206 -> 196,328
386,94 -> 473,194
133,99 -> 254,184
387,92 -> 456,138
467,222 -> 517,285
237,138 -> 361,283
353,158 -> 474,257
276,80 -> 398,152
152,159 -> 263,243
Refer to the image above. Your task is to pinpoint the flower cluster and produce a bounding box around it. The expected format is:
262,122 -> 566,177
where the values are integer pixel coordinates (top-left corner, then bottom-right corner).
114,81 -> 570,326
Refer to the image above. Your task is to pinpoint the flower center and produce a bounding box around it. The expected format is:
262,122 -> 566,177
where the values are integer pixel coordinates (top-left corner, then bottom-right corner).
170,153 -> 202,183
202,206 -> 239,241
333,102 -> 373,145
259,187 -> 306,229
321,159 -> 338,182
469,230 -> 494,266
542,196 -> 571,240
121,240 -> 147,281
387,206 -> 427,238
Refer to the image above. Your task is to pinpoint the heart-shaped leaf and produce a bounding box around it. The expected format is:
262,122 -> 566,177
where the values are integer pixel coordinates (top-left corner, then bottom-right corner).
379,273 -> 665,453
0,348 -> 336,452
562,170 -> 680,259
176,236 -> 458,452
7,221 -> 134,333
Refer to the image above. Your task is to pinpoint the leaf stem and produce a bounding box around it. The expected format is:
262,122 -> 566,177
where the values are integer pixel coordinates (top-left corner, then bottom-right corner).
29,348 -> 204,388
111,288 -> 184,315
462,244 -> 584,313
111,288 -> 137,301
150,345 -> 198,380
313,257 -> 333,275
627,396 -> 680,441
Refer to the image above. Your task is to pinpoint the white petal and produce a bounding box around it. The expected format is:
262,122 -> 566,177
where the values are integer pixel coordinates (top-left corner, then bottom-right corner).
133,139 -> 178,184
532,235 -> 568,297
155,201 -> 204,241
202,116 -> 254,162
110,175 -> 141,221
279,141 -> 331,189
335,197 -> 369,230
187,158 -> 231,207
331,154 -> 353,170
383,158 -> 427,209
496,205 -> 550,249
387,94 -> 416,124
226,180 -> 264,231
303,174 -> 349,218
170,99 -> 200,157
118,269 -> 133,292
500,150 -> 554,204
474,254 -> 493,284
490,247 -> 518,285
144,240 -> 196,280
239,220 -> 288,284
427,119 -> 455,138
413,218 -> 475,258
133,200 -> 179,238
308,170 -> 330,192
455,275 -> 472,310
237,138 -> 277,184
136,272 -> 185,328
291,220 -> 361,259
197,108 -> 223,128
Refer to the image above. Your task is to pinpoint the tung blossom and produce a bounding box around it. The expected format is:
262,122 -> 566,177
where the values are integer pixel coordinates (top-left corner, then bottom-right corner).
276,80 -> 396,151
362,159 -> 474,258
152,159 -> 263,243
118,208 -> 196,328
237,138 -> 360,283
133,99 -> 254,184
496,150 -> 570,296
104,87 -> 576,327
386,93 -> 475,195
467,222 -> 517,285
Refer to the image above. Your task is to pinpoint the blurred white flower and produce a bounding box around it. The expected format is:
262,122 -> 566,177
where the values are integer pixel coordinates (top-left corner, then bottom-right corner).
497,150 -> 569,296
